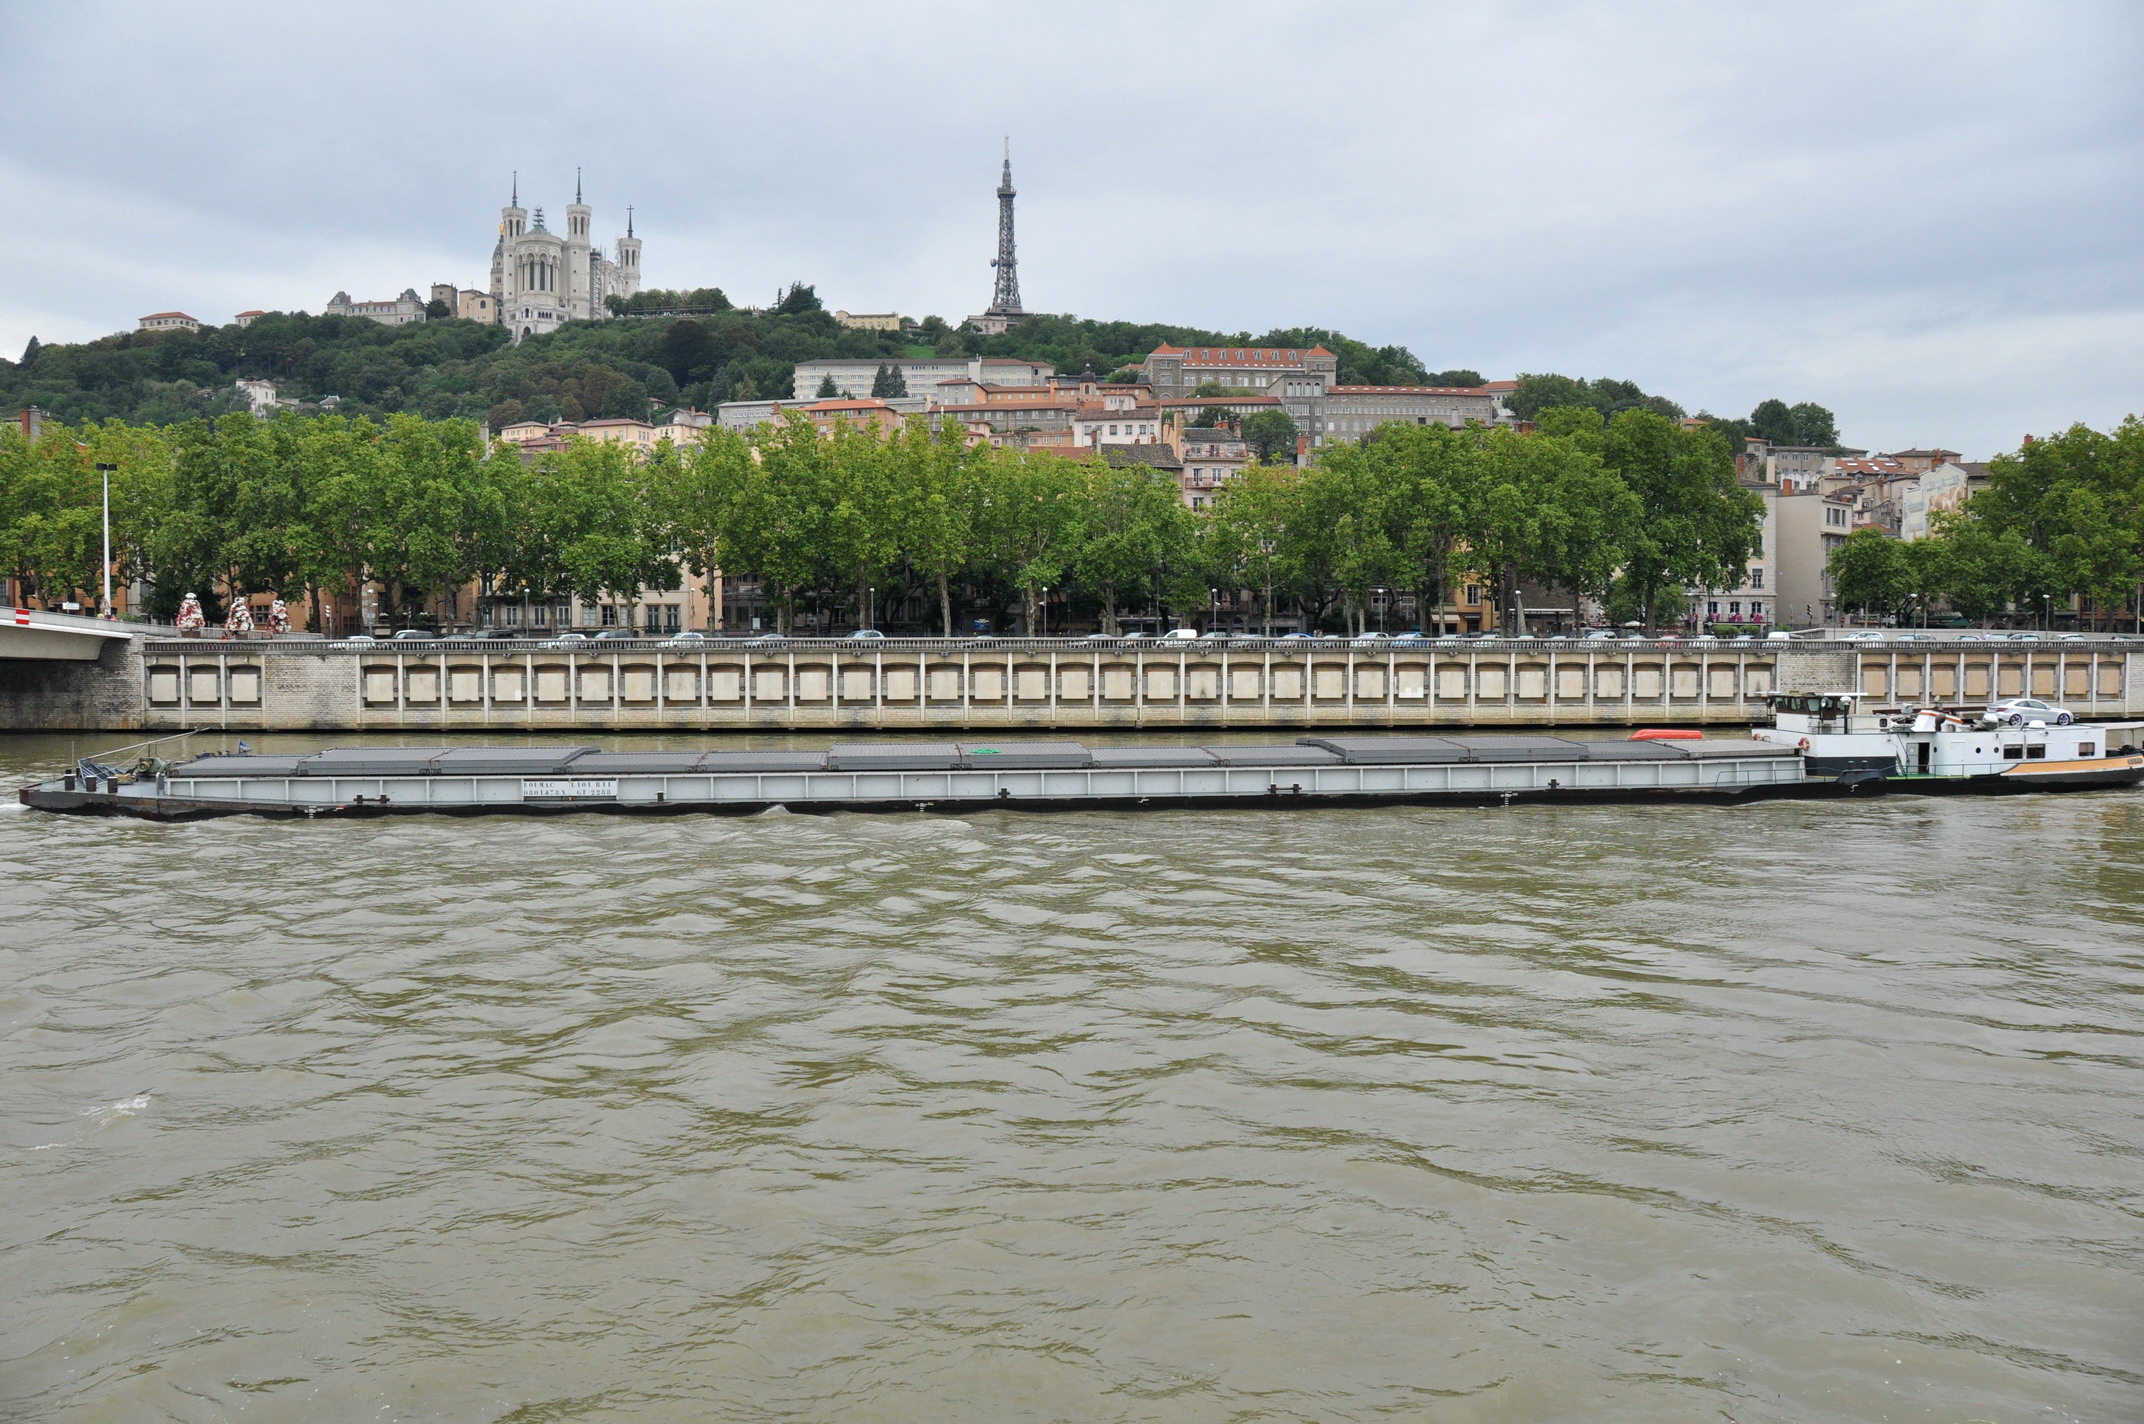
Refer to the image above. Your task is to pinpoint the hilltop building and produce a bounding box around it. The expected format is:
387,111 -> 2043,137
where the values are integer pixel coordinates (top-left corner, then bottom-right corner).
326,289 -> 427,326
1140,345 -> 1509,446
488,171 -> 642,341
138,312 -> 200,334
791,356 -> 1052,401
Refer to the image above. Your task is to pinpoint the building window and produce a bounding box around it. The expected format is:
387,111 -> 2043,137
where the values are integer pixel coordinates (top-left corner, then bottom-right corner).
1751,568 -> 1764,589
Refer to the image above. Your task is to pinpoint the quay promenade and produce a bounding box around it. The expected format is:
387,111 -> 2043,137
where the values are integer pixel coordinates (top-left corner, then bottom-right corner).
5,634 -> 2140,733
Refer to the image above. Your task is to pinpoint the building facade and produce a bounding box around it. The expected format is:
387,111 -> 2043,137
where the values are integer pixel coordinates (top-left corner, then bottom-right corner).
791,356 -> 1052,401
1318,385 -> 1505,443
488,175 -> 642,341
138,312 -> 200,333
326,289 -> 427,326
1772,490 -> 1857,627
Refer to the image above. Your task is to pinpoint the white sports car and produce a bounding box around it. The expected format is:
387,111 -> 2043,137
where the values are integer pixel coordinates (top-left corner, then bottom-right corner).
1984,696 -> 2074,726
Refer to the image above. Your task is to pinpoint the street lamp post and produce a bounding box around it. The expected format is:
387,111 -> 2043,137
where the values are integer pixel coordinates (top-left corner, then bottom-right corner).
94,464 -> 115,618
1210,587 -> 1218,632
868,585 -> 875,631
1040,586 -> 1048,638
1375,586 -> 1387,634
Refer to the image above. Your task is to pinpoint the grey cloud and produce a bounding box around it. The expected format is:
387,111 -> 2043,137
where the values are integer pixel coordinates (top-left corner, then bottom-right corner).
1,0 -> 2138,456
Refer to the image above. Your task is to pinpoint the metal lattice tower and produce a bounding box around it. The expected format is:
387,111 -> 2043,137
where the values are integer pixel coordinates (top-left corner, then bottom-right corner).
988,140 -> 1023,315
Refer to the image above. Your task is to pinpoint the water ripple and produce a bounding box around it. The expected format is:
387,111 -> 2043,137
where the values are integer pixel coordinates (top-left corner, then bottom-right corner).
2,736 -> 2141,1422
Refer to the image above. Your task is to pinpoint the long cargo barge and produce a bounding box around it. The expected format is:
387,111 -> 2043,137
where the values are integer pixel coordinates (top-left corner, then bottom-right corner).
24,735 -> 1814,819
26,697 -> 2144,819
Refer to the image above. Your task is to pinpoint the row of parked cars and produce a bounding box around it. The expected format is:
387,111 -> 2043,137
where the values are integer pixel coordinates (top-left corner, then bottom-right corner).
330,626 -> 1803,650
1840,630 -> 2128,644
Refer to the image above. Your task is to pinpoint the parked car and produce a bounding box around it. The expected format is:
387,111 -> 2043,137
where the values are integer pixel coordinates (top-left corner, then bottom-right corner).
1198,629 -> 1235,641
1985,696 -> 2074,726
592,629 -> 641,644
2006,632 -> 2041,642
660,631 -> 708,648
1276,632 -> 1316,643
743,633 -> 787,648
1842,630 -> 1885,642
468,627 -> 518,641
1766,631 -> 1796,641
844,629 -> 886,643
1082,631 -> 1122,644
334,633 -> 377,648
1582,630 -> 1619,642
544,631 -> 591,649
1895,633 -> 1935,642
1158,628 -> 1201,641
391,628 -> 436,643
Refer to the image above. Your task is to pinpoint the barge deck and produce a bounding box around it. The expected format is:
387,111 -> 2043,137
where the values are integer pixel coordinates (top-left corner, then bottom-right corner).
24,735 -> 1813,820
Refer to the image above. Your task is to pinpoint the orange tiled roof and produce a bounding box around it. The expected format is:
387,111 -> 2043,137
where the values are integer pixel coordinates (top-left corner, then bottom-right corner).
141,311 -> 196,320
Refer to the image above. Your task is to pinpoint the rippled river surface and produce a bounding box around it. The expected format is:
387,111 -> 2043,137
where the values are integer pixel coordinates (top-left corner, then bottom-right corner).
3,732 -> 2141,1422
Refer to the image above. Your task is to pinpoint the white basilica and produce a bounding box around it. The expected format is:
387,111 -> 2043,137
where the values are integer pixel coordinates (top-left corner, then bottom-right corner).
489,173 -> 643,340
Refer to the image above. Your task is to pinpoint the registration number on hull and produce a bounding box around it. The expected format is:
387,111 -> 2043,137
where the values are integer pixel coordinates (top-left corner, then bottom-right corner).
521,779 -> 620,799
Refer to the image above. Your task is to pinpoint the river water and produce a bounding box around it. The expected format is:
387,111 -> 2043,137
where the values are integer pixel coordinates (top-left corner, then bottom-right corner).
2,731 -> 2140,1423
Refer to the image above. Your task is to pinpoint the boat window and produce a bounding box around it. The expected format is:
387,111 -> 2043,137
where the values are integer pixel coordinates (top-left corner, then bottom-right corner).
2026,745 -> 2047,759
2002,745 -> 2025,760
2080,743 -> 2096,757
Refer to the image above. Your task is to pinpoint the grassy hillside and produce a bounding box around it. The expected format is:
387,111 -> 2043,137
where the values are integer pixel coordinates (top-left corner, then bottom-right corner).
1,296 -> 1459,430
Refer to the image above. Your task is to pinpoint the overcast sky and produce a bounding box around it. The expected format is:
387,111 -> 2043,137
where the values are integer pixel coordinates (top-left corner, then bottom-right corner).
2,1 -> 2138,457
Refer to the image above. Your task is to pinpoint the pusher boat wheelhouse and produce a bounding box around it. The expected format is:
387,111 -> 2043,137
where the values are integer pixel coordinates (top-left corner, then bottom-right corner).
1754,692 -> 2144,791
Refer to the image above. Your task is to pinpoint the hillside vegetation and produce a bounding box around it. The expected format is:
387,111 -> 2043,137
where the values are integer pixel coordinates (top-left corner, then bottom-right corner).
2,284 -> 1483,432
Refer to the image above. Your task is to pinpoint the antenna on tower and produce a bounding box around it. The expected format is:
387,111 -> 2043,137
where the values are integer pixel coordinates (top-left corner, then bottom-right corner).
627,205 -> 635,238
511,170 -> 518,206
576,167 -> 582,203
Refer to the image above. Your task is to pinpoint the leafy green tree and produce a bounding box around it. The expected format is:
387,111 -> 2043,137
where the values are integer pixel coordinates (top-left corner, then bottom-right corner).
1828,527 -> 1906,616
1205,463 -> 1297,633
1968,417 -> 2144,621
976,450 -> 1084,633
1423,369 -> 1484,387
1541,406 -> 1760,627
816,373 -> 839,398
658,320 -> 717,387
1072,459 -> 1193,633
892,416 -> 983,637
522,435 -> 677,625
1748,398 -> 1840,448
659,426 -> 755,624
1511,374 -> 1682,423
1240,409 -> 1299,463
778,282 -> 823,315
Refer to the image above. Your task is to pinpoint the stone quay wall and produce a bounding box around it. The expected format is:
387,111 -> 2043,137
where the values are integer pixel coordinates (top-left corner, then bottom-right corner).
0,637 -> 2133,735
